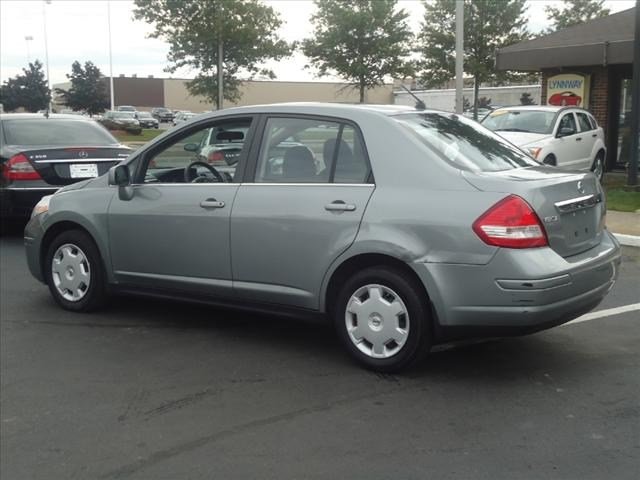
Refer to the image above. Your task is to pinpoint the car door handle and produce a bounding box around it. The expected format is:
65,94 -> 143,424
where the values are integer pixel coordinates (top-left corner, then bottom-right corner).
592,134 -> 597,138
200,198 -> 225,209
576,137 -> 582,141
325,201 -> 356,212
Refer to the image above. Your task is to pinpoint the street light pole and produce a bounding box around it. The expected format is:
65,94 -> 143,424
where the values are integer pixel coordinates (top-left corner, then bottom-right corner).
217,2 -> 223,110
107,0 -> 115,111
455,0 -> 464,114
42,0 -> 52,112
627,1 -> 639,186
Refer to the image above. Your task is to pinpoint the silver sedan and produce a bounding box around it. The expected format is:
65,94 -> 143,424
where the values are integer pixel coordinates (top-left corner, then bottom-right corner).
24,103 -> 621,371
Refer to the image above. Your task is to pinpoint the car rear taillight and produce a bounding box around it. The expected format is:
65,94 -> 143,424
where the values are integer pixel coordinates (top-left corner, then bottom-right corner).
472,195 -> 548,248
207,151 -> 224,163
2,154 -> 42,180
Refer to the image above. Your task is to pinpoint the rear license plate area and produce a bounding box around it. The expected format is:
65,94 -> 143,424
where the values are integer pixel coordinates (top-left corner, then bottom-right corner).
69,163 -> 98,178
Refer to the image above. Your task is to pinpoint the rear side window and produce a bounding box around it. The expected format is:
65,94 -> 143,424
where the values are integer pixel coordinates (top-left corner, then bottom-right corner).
588,114 -> 598,130
2,119 -> 118,146
255,117 -> 370,183
393,112 -> 539,172
576,112 -> 593,131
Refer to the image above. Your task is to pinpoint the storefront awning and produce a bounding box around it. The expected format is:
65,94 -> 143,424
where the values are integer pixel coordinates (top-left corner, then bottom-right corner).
497,8 -> 636,71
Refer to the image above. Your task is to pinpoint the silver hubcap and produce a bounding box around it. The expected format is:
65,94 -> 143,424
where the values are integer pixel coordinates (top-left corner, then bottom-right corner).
593,157 -> 603,181
345,284 -> 410,359
51,243 -> 91,302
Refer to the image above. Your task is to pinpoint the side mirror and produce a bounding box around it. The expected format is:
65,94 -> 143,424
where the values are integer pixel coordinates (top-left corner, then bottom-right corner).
557,127 -> 575,138
108,164 -> 131,186
184,143 -> 199,152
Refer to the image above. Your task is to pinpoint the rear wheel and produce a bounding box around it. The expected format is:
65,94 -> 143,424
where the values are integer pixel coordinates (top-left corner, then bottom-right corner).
333,266 -> 431,372
591,151 -> 605,182
45,230 -> 107,312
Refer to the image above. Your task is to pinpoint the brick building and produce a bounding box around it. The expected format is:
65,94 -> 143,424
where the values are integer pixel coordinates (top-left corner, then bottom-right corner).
496,7 -> 637,172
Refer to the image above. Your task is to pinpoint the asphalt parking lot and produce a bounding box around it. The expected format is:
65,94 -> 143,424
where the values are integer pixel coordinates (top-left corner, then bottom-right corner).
1,227 -> 638,480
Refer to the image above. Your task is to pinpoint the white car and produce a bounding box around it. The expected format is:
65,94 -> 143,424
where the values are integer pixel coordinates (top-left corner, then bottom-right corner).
172,111 -> 195,126
482,106 -> 606,181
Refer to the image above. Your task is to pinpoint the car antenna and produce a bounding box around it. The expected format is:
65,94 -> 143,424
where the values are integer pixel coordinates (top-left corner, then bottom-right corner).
400,85 -> 426,110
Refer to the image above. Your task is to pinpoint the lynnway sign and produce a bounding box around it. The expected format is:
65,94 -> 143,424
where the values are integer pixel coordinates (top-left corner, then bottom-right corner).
547,73 -> 590,108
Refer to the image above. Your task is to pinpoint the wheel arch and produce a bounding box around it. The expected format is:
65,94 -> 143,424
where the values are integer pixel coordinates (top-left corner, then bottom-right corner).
322,252 -> 431,316
39,219 -> 107,282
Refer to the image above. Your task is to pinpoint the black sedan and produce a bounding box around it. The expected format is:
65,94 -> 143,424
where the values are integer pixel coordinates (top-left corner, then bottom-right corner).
151,107 -> 175,123
135,111 -> 159,129
0,114 -> 130,221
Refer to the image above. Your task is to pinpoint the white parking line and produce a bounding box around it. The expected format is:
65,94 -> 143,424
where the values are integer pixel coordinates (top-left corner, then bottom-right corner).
564,303 -> 640,326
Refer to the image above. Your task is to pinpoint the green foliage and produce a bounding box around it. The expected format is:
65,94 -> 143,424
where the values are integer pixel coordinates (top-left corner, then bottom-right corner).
55,61 -> 109,116
545,0 -> 610,31
133,0 -> 292,107
520,92 -> 535,105
302,0 -> 414,103
0,61 -> 50,112
416,0 -> 528,118
462,96 -> 471,111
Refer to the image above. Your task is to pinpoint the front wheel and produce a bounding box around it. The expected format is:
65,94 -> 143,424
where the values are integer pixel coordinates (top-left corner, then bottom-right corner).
45,230 -> 107,312
333,266 -> 431,372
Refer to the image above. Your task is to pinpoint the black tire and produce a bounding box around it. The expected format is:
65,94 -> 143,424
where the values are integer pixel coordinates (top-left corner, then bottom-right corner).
543,155 -> 556,166
591,151 -> 605,183
333,266 -> 431,372
45,229 -> 107,312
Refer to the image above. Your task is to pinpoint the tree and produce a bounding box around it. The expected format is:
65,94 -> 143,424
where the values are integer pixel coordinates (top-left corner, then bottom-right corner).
0,61 -> 50,112
55,61 -> 109,116
302,0 -> 414,103
133,0 -> 292,108
545,0 -> 610,31
416,0 -> 528,119
520,92 -> 535,105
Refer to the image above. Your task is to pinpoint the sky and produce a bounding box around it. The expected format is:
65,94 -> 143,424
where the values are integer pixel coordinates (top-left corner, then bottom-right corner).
0,0 -> 636,86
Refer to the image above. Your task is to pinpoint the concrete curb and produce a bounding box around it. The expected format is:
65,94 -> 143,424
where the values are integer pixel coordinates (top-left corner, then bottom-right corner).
613,233 -> 640,248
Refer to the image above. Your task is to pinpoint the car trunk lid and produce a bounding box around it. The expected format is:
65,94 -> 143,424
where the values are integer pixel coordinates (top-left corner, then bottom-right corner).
22,146 -> 130,186
463,167 -> 605,258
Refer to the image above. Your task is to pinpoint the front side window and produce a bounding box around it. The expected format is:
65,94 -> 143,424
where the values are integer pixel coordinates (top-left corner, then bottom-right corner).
140,118 -> 252,184
557,113 -> 577,135
255,117 -> 369,183
394,112 -> 539,172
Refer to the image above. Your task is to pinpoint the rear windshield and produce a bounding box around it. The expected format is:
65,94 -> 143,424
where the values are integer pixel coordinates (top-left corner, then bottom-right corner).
393,112 -> 539,172
482,109 -> 556,134
2,119 -> 118,146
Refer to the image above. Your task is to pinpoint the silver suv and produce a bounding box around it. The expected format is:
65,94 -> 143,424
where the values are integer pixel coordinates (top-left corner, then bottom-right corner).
24,103 -> 621,371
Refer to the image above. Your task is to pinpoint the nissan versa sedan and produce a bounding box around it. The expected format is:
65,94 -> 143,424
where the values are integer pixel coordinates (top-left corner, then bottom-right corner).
0,113 -> 131,221
24,103 -> 621,371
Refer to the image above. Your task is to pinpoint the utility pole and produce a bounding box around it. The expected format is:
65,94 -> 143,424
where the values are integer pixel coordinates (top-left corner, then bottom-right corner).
42,0 -> 52,112
217,2 -> 223,110
455,0 -> 464,114
25,35 -> 33,63
107,1 -> 115,111
627,0 -> 639,186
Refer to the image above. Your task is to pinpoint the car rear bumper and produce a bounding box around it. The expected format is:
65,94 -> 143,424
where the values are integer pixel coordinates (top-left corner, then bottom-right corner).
414,230 -> 621,341
1,186 -> 59,219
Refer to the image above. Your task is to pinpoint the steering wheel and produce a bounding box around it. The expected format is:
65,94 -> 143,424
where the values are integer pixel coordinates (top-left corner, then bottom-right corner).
184,161 -> 225,183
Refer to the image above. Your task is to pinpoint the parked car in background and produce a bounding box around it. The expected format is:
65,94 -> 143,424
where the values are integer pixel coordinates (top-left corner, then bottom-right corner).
1,113 -> 130,222
151,107 -> 174,123
99,111 -> 142,135
172,111 -> 195,126
24,103 -> 620,372
135,111 -> 159,129
482,106 -> 606,181
116,105 -> 137,113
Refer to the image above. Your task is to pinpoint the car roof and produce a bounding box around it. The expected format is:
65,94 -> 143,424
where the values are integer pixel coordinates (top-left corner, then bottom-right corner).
0,113 -> 93,121
489,105 -> 590,114
200,102 -> 420,119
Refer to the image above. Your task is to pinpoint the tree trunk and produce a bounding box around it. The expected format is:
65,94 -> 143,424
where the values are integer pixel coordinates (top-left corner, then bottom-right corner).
359,83 -> 365,104
473,75 -> 480,121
